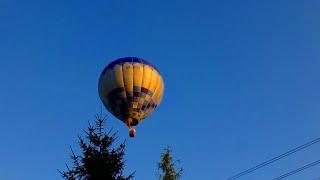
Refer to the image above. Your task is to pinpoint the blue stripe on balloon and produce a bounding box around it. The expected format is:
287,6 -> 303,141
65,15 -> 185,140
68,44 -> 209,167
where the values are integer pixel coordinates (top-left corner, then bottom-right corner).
104,57 -> 159,73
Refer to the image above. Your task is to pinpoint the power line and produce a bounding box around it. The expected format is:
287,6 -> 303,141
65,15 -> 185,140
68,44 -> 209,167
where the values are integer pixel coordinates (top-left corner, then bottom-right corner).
272,159 -> 320,180
226,137 -> 320,180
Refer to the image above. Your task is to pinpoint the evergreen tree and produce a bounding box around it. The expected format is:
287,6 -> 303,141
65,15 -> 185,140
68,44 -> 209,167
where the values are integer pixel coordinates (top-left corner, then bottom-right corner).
60,115 -> 134,180
158,147 -> 183,180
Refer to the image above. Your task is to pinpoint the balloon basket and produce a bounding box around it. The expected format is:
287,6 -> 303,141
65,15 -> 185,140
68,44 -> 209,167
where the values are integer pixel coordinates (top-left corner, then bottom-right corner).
129,128 -> 136,138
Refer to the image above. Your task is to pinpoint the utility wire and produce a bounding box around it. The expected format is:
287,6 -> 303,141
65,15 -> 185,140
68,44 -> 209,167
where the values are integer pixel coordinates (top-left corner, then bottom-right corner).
227,137 -> 320,180
272,159 -> 320,180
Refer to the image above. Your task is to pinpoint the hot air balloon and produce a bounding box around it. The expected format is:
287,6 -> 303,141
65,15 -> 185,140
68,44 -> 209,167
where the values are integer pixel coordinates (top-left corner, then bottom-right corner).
98,57 -> 164,137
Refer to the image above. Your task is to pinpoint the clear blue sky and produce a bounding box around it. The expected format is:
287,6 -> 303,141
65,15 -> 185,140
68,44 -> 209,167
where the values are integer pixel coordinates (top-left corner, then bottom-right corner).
0,0 -> 319,179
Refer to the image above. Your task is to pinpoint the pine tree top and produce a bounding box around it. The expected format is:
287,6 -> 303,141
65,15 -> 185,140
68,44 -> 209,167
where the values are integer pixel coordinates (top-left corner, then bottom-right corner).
158,147 -> 183,180
60,115 -> 134,180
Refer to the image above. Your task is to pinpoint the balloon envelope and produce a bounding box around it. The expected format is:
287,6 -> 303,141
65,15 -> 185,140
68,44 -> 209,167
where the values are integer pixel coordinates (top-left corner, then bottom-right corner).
99,57 -> 164,127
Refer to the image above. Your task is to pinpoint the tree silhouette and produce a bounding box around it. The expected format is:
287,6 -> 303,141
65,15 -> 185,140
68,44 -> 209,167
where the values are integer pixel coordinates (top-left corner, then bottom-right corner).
60,115 -> 134,180
158,147 -> 183,180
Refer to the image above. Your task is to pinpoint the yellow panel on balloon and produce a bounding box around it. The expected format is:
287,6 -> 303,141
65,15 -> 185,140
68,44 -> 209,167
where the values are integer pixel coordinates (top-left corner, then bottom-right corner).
113,64 -> 125,88
113,64 -> 127,99
155,76 -> 164,103
148,69 -> 159,94
142,65 -> 153,88
133,63 -> 143,88
122,62 -> 134,93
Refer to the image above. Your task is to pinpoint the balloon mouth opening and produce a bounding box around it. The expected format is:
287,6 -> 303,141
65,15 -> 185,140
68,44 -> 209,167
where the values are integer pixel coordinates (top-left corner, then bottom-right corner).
130,118 -> 139,126
125,118 -> 139,127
